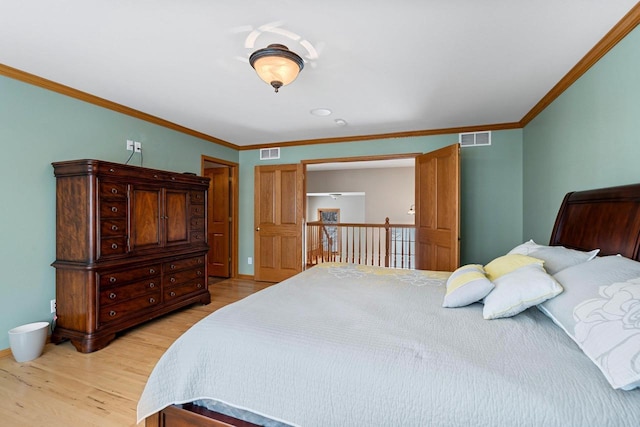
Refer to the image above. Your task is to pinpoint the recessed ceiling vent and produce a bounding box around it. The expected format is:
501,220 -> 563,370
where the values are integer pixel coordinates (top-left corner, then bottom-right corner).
459,131 -> 491,147
260,147 -> 280,160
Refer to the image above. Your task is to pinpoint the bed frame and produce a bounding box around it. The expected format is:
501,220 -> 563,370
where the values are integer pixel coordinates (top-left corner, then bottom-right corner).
146,182 -> 640,427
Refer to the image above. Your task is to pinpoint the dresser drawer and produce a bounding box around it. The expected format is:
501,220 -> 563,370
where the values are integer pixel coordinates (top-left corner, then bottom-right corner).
99,291 -> 161,325
190,217 -> 205,230
190,204 -> 205,218
99,237 -> 127,257
190,191 -> 205,204
100,200 -> 127,218
99,264 -> 161,287
100,218 -> 126,236
164,278 -> 206,301
99,181 -> 127,199
99,278 -> 159,306
190,231 -> 205,244
165,266 -> 205,287
163,256 -> 205,273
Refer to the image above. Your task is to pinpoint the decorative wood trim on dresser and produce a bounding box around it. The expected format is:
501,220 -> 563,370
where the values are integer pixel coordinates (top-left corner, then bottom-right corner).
51,159 -> 211,353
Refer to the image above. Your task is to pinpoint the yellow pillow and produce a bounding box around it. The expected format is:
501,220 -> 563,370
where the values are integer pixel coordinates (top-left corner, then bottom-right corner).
484,254 -> 544,281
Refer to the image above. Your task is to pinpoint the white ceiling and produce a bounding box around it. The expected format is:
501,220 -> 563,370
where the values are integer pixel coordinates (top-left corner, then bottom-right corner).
1,1 -> 637,148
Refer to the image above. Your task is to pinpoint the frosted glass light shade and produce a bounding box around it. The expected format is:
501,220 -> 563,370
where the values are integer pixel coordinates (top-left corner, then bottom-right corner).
250,44 -> 304,92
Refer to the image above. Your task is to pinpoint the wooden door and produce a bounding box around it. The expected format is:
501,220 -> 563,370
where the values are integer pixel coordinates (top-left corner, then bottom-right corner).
254,164 -> 304,282
415,143 -> 460,271
205,167 -> 230,277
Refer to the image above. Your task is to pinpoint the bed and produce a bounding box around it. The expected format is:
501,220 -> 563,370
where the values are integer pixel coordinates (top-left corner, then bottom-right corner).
138,183 -> 640,426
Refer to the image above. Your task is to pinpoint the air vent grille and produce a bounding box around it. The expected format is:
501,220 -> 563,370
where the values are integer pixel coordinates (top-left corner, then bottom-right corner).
459,131 -> 491,147
260,147 -> 280,160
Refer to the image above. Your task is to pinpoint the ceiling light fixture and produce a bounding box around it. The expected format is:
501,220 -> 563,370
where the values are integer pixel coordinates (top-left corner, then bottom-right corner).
311,108 -> 332,116
249,44 -> 304,93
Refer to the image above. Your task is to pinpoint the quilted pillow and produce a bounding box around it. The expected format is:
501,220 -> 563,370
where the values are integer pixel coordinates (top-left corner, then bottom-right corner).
508,239 -> 599,274
442,264 -> 494,308
540,255 -> 640,390
483,263 -> 563,320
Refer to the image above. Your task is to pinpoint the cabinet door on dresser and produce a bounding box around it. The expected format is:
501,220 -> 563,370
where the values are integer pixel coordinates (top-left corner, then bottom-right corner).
130,184 -> 192,252
130,184 -> 163,252
165,189 -> 191,247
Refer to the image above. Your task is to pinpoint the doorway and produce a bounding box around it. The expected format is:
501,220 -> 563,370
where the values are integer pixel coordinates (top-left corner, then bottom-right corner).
202,156 -> 238,278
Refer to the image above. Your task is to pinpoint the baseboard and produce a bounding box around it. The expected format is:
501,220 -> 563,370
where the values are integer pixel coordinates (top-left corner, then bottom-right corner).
237,274 -> 255,280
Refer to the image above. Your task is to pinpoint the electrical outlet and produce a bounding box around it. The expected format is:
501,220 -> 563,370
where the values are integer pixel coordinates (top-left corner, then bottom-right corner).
248,257 -> 253,265
134,141 -> 142,152
126,139 -> 134,151
50,299 -> 56,313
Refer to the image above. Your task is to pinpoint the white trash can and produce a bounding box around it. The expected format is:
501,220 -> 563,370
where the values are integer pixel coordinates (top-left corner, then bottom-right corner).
8,321 -> 49,362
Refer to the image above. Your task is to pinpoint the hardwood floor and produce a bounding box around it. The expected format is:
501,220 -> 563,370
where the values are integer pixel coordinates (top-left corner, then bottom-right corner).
0,278 -> 273,427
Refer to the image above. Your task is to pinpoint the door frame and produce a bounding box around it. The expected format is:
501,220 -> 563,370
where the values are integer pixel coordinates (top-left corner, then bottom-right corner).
201,155 -> 239,278
303,149 -> 459,270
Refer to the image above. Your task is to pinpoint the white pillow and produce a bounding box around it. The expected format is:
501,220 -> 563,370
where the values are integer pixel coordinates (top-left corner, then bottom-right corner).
442,264 -> 494,308
508,239 -> 599,274
539,255 -> 640,390
507,239 -> 545,256
483,263 -> 563,320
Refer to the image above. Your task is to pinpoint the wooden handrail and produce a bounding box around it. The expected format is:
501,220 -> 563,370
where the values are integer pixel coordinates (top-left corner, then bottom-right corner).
306,218 -> 415,269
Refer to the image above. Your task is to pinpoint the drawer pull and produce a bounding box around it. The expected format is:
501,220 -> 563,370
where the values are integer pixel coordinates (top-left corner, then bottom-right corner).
109,310 -> 117,317
109,292 -> 117,300
153,174 -> 158,178
149,297 -> 156,304
149,268 -> 156,274
170,291 -> 176,297
196,270 -> 202,276
195,234 -> 202,240
111,225 -> 118,231
149,282 -> 156,288
197,283 -> 202,289
111,206 -> 118,213
197,258 -> 203,264
111,188 -> 118,194
109,277 -> 117,283
170,264 -> 176,270
170,277 -> 176,283
109,168 -> 115,173
111,243 -> 118,249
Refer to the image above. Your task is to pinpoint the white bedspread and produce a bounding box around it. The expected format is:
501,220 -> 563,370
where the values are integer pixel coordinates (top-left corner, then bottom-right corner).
137,263 -> 640,426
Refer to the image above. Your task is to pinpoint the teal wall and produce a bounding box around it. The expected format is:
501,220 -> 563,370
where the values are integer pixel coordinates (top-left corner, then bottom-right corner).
0,74 -> 524,352
239,129 -> 523,276
523,25 -> 640,242
0,75 -> 238,351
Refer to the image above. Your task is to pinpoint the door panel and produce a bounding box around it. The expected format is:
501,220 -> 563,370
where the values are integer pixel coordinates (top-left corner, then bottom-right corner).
205,167 -> 231,277
254,164 -> 303,282
130,187 -> 162,251
165,190 -> 189,246
415,143 -> 460,271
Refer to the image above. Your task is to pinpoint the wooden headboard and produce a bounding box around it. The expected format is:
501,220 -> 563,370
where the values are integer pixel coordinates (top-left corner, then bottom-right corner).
550,183 -> 640,261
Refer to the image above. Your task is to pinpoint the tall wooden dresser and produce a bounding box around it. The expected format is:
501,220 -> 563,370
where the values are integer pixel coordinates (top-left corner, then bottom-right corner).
51,159 -> 211,352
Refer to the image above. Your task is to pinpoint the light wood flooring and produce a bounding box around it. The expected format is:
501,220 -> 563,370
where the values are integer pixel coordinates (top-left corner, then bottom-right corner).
0,277 -> 273,427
